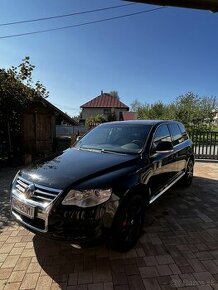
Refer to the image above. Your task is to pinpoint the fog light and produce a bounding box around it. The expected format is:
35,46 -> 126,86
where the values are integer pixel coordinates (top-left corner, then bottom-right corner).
70,243 -> 82,249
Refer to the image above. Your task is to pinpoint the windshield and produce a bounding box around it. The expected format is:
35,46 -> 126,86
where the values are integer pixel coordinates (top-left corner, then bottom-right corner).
74,123 -> 152,154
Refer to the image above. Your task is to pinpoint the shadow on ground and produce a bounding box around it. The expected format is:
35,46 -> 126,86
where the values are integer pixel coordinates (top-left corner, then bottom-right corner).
32,175 -> 218,289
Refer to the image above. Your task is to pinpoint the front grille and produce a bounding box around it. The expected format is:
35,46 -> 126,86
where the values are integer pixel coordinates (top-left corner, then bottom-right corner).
15,176 -> 62,204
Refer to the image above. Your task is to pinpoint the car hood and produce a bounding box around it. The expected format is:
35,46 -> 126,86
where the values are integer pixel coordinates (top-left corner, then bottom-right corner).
19,148 -> 140,189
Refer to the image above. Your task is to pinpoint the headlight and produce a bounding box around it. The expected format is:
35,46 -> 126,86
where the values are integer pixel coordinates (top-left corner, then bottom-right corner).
62,189 -> 112,208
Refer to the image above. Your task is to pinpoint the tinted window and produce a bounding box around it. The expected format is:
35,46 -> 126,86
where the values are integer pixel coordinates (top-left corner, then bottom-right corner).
151,124 -> 172,154
178,122 -> 189,141
168,123 -> 183,146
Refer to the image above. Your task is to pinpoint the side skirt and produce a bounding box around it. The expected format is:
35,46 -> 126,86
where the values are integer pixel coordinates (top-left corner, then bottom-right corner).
149,172 -> 185,205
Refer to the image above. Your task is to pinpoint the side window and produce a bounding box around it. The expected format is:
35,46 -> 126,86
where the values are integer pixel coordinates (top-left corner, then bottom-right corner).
151,124 -> 172,154
168,123 -> 183,146
178,123 -> 189,141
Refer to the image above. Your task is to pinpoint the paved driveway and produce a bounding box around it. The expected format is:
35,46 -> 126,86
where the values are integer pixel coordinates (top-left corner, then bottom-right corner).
0,162 -> 218,290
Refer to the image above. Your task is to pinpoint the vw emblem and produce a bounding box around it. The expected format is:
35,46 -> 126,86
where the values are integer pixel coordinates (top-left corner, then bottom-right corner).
25,184 -> 35,199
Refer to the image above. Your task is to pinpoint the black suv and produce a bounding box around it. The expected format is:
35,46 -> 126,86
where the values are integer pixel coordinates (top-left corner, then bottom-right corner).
10,120 -> 194,251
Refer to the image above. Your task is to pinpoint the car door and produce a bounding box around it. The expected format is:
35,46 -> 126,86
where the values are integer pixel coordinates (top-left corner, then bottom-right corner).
168,123 -> 187,173
148,124 -> 178,197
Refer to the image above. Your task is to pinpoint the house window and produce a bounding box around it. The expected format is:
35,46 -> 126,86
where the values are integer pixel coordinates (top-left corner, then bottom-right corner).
104,109 -> 111,115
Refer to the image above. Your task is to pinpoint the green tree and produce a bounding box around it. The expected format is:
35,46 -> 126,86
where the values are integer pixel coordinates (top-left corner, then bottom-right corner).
148,102 -> 167,119
131,99 -> 143,112
85,114 -> 106,127
109,90 -> 120,99
131,100 -> 175,120
130,93 -> 217,132
174,92 -> 217,131
0,57 -> 49,157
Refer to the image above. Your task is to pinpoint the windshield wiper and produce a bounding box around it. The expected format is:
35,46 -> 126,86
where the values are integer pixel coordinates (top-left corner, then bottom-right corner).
78,147 -> 102,153
78,147 -> 125,155
100,149 -> 126,155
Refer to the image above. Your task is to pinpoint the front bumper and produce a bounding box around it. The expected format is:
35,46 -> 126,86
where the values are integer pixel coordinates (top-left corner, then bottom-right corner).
11,176 -> 119,245
12,205 -> 106,244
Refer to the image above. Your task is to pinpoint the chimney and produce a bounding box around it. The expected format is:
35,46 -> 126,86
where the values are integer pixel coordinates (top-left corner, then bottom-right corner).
101,90 -> 103,96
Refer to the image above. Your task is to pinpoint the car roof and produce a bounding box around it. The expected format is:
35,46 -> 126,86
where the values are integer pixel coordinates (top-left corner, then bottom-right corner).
101,120 -> 178,126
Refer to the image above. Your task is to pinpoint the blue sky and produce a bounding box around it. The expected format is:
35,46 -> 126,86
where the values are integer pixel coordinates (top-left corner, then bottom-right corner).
1,0 -> 218,116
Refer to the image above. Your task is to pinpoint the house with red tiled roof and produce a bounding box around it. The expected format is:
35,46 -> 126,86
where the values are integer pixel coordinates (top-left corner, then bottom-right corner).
80,91 -> 130,123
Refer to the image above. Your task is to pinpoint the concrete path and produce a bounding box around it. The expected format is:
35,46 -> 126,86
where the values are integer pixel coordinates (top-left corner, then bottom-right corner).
0,162 -> 218,289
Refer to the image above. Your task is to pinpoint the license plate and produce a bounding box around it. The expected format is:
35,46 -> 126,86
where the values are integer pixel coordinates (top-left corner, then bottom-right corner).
12,198 -> 35,219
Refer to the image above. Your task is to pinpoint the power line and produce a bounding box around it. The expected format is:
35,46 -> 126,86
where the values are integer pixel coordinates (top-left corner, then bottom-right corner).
0,7 -> 166,39
0,3 -> 135,27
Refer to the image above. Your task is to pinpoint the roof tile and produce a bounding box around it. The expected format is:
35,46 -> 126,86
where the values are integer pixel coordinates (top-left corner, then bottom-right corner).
80,93 -> 129,109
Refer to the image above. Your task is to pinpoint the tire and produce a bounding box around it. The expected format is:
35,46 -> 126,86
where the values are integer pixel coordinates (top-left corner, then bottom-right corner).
181,159 -> 194,186
110,194 -> 146,252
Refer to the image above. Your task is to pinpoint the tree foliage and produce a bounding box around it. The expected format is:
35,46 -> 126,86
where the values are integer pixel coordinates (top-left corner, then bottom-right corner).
0,56 -> 48,120
174,92 -> 217,131
131,92 -> 217,132
109,90 -> 120,100
131,100 -> 175,120
85,114 -> 106,127
0,57 -> 49,156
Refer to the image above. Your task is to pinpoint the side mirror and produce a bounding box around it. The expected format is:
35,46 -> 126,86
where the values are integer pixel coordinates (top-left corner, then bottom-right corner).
156,141 -> 173,153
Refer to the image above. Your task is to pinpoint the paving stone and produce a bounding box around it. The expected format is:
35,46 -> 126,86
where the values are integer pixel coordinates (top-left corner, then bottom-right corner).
136,248 -> 145,257
169,263 -> 181,274
157,275 -> 172,286
0,268 -> 13,280
193,271 -> 216,285
88,283 -> 103,290
156,255 -> 174,265
68,273 -> 78,286
201,260 -> 218,274
114,285 -> 129,290
178,273 -> 198,287
157,265 -> 172,276
195,252 -> 213,261
1,255 -> 19,268
93,271 -> 112,283
51,281 -> 67,289
9,247 -> 24,256
35,275 -> 53,290
20,272 -> 40,289
143,278 -> 161,290
139,266 -> 159,278
0,280 -> 7,290
197,286 -> 213,290
3,282 -> 21,290
112,272 -> 128,285
187,259 -> 206,272
127,274 -> 145,290
144,256 -> 158,266
124,264 -> 139,275
179,265 -> 194,274
173,256 -> 190,267
103,282 -> 114,290
8,270 -> 25,283
78,272 -> 93,284
14,257 -> 32,271
0,243 -> 15,254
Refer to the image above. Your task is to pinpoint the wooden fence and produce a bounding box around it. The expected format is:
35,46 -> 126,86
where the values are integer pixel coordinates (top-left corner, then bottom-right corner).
189,131 -> 218,160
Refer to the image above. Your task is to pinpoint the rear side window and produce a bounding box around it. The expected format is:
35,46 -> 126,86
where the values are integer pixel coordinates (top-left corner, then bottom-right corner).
168,123 -> 184,146
178,123 -> 189,141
